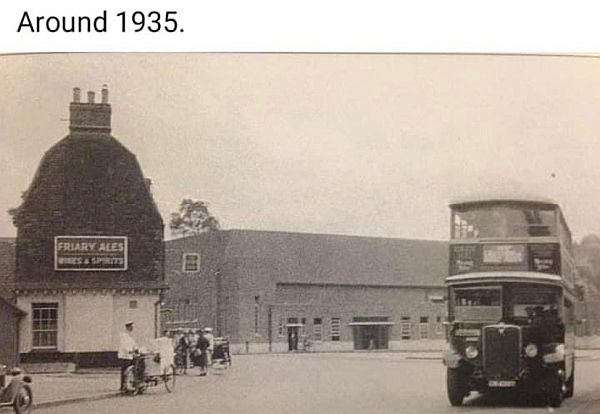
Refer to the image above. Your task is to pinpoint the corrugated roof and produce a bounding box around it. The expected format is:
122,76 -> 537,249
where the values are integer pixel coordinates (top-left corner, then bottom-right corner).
219,229 -> 448,287
449,197 -> 557,207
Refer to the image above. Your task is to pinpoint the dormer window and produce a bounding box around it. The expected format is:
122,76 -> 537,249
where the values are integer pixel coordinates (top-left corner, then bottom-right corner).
182,253 -> 200,272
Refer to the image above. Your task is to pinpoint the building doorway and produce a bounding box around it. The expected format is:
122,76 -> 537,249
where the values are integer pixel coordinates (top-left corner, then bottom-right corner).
349,317 -> 394,350
286,323 -> 303,351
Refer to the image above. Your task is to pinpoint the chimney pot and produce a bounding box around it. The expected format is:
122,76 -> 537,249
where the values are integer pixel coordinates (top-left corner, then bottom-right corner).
70,87 -> 111,134
101,85 -> 109,104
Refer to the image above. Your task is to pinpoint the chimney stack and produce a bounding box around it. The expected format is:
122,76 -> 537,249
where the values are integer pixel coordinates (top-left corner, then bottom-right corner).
73,87 -> 81,103
69,86 -> 111,134
101,84 -> 109,104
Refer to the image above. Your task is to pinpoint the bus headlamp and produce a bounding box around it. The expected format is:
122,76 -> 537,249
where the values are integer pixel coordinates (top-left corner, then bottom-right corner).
465,345 -> 479,359
524,343 -> 538,358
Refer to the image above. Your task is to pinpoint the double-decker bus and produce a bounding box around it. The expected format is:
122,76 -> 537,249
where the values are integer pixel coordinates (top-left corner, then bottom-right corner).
442,198 -> 578,407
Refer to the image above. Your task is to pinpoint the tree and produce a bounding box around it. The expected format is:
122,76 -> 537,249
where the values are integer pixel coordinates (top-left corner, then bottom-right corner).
169,199 -> 220,237
7,190 -> 28,226
7,207 -> 19,226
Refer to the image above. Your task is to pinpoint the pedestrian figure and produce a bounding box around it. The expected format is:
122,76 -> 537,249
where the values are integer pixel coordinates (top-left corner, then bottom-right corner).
195,330 -> 210,376
177,330 -> 192,370
186,330 -> 196,368
174,328 -> 188,374
203,327 -> 215,366
118,321 -> 137,392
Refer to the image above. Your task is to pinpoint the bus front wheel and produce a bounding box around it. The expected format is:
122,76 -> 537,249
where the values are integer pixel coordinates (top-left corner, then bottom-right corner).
447,367 -> 468,406
545,371 -> 564,408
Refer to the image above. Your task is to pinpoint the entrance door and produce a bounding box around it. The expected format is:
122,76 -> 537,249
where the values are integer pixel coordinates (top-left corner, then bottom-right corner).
287,326 -> 300,351
352,325 -> 390,350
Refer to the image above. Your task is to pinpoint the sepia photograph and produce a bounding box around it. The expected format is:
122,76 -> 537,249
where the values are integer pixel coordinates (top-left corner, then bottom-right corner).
2,52 -> 600,413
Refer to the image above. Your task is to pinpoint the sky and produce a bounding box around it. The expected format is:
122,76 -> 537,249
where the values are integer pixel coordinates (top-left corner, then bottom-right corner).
1,53 -> 600,241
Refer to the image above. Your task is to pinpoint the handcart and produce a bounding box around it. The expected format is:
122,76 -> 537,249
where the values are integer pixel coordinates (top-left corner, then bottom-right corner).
123,352 -> 175,395
211,337 -> 232,369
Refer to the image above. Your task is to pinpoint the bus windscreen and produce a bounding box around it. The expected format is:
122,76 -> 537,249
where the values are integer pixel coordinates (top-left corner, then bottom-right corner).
453,205 -> 556,239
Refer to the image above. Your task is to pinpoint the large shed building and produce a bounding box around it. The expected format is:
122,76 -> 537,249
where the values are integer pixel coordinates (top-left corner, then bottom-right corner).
163,230 -> 448,352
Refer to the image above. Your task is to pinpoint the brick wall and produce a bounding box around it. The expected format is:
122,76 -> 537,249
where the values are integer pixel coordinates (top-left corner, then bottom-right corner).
162,233 -> 241,339
264,284 -> 447,344
163,231 -> 450,348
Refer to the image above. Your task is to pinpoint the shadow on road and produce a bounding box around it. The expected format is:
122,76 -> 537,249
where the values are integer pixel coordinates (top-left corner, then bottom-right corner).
463,390 -> 556,409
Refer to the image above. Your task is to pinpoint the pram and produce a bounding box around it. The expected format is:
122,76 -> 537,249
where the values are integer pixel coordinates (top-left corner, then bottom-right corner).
211,337 -> 232,369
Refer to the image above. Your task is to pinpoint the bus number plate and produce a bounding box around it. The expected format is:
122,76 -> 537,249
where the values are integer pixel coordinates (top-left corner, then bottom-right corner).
488,380 -> 516,388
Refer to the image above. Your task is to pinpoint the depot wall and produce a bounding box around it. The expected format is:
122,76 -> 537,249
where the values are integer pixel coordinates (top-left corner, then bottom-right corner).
265,284 -> 447,344
229,282 -> 447,348
163,231 -> 449,352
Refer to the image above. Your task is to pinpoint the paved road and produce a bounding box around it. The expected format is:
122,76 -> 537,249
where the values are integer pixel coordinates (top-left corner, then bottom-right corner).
36,353 -> 600,414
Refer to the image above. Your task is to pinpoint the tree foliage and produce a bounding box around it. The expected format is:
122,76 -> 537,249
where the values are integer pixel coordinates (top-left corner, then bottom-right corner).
7,191 -> 28,226
575,234 -> 600,295
7,207 -> 19,226
169,199 -> 220,237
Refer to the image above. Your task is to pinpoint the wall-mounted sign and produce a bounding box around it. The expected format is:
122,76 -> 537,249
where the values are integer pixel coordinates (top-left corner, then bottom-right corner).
54,236 -> 128,271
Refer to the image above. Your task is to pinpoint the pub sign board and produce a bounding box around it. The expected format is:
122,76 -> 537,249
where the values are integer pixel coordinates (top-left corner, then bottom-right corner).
54,236 -> 128,271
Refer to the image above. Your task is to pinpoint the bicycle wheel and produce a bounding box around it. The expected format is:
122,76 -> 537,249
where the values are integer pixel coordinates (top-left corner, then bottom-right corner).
164,364 -> 176,393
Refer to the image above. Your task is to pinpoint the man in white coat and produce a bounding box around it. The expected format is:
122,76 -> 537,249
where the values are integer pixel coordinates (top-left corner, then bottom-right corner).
118,321 -> 138,392
203,327 -> 215,367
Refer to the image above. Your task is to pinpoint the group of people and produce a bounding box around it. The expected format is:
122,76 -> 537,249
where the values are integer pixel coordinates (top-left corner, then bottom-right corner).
118,321 -> 217,392
173,327 -> 215,376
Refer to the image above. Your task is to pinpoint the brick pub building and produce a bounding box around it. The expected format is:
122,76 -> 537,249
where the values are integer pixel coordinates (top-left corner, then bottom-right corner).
10,87 -> 165,367
163,230 -> 448,353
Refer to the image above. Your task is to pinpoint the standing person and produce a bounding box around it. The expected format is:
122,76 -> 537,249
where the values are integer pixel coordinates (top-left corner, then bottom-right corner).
172,328 -> 183,348
181,330 -> 194,369
118,321 -> 137,392
174,328 -> 188,374
196,330 -> 210,376
203,327 -> 215,366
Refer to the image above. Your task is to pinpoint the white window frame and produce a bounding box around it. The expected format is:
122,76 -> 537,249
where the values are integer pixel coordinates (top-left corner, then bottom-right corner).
182,253 -> 200,272
330,317 -> 341,341
400,316 -> 411,340
32,303 -> 59,350
419,317 -> 429,339
313,318 -> 323,341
